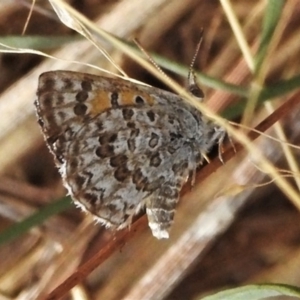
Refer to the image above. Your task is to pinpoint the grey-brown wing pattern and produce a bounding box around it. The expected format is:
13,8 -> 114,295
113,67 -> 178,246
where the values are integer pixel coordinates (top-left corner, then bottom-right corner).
35,70 -> 220,239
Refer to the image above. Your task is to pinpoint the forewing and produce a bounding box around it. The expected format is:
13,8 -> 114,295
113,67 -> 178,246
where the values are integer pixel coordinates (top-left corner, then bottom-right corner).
35,70 -> 166,166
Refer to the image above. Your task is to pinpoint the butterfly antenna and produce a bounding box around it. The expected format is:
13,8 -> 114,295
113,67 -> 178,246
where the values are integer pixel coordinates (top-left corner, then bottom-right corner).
133,38 -> 173,85
188,28 -> 204,100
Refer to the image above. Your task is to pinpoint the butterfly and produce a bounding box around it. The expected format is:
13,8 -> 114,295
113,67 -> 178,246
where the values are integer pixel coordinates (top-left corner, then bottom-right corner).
35,70 -> 224,239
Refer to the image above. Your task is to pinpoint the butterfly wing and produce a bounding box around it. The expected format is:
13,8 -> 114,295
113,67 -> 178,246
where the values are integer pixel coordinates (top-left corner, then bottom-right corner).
36,71 -> 203,238
35,71 -> 157,165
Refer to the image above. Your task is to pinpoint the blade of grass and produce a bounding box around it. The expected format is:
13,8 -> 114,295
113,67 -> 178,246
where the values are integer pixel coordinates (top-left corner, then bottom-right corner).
242,0 -> 285,126
255,0 -> 285,74
223,73 -> 300,119
0,35 -> 82,49
220,0 -> 254,71
0,197 -> 72,246
201,284 -> 300,300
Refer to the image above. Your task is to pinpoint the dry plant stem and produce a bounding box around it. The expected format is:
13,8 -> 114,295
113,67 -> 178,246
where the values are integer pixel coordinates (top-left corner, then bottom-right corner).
265,102 -> 300,190
37,219 -> 98,299
242,2 -> 293,127
255,2 -> 295,85
22,0 -> 35,35
45,217 -> 147,300
208,1 -> 264,78
45,93 -> 300,300
207,39 -> 259,113
220,0 -> 254,71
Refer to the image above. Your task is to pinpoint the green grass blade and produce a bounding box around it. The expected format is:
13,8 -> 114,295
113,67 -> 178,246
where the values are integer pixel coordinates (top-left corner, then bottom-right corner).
223,73 -> 300,119
255,0 -> 284,74
0,35 -> 81,50
201,284 -> 300,300
0,197 -> 72,246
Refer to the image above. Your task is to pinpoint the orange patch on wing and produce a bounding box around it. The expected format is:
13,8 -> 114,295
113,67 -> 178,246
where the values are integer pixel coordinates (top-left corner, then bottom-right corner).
89,90 -> 155,116
89,90 -> 111,115
120,91 -> 155,106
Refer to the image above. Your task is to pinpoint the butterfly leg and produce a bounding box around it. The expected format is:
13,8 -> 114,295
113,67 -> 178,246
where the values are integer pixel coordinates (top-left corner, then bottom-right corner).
213,125 -> 236,163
